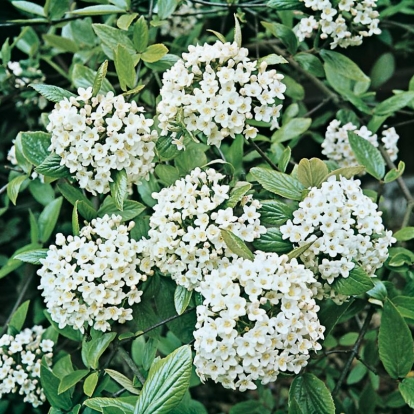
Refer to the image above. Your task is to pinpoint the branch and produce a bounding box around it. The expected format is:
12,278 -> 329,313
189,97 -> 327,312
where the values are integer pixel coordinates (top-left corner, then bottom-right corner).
117,346 -> 147,385
248,139 -> 280,171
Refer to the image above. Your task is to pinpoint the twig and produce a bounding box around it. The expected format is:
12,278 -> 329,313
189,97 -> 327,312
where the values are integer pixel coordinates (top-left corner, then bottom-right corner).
303,97 -> 332,117
332,307 -> 374,397
190,0 -> 267,7
0,183 -> 8,195
117,346 -> 147,385
355,354 -> 378,376
248,139 -> 280,171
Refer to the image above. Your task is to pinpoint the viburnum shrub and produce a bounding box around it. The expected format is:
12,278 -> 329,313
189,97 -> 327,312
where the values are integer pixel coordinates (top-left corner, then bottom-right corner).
1,1 -> 414,413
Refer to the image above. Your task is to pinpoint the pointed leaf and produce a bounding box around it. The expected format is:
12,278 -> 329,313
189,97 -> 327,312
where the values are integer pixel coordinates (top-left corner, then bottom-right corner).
384,160 -> 405,183
59,370 -> 90,394
399,378 -> 414,408
98,197 -> 146,221
272,118 -> 311,143
14,249 -> 48,265
71,5 -> 125,15
84,397 -> 137,413
7,175 -> 28,205
30,84 -> 76,103
41,361 -> 73,410
331,265 -> 374,296
262,21 -> 297,54
12,1 -> 46,16
287,242 -> 313,260
157,0 -> 177,19
115,44 -> 136,91
38,197 -> 63,243
8,300 -> 30,333
174,285 -> 192,315
36,153 -> 70,178
221,229 -> 254,261
234,14 -> 242,47
109,169 -> 128,211
72,64 -> 114,94
93,60 -> 109,97
43,34 -> 79,53
324,166 -> 365,180
105,369 -> 140,395
252,228 -> 292,253
133,16 -> 149,53
141,44 -> 169,63
84,372 -> 99,397
374,91 -> 414,116
223,182 -> 252,209
259,199 -> 295,225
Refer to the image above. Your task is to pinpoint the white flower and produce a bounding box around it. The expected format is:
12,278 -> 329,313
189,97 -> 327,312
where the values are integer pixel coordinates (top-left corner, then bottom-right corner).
280,176 -> 395,304
37,215 -> 153,333
47,90 -> 158,195
157,41 -> 285,148
0,326 -> 53,407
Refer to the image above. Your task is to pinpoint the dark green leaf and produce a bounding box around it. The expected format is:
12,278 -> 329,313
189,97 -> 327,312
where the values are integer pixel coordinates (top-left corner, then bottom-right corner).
110,169 -> 128,211
13,249 -> 48,265
38,197 -> 63,243
30,84 -> 76,103
156,135 -> 181,161
83,333 -> 117,369
331,265 -> 374,296
133,16 -> 149,53
20,131 -> 51,166
262,21 -> 297,54
259,199 -> 295,225
289,373 -> 335,414
8,300 -> 30,333
145,54 -> 180,72
230,400 -> 270,414
379,298 -> 414,378
348,131 -> 385,180
175,148 -> 207,176
318,300 -> 352,338
266,0 -> 304,10
221,229 -> 254,261
36,153 -> 70,178
44,311 -> 82,342
57,181 -> 96,221
294,53 -> 325,77
399,378 -> 414,408
134,345 -> 192,414
392,296 -> 414,320
272,118 -> 311,143
370,53 -> 395,89
252,228 -> 292,253
98,197 -> 146,221
58,370 -> 90,394
45,0 -> 69,19
282,75 -> 305,100
374,91 -> 414,116
155,165 -> 179,186
250,167 -> 304,201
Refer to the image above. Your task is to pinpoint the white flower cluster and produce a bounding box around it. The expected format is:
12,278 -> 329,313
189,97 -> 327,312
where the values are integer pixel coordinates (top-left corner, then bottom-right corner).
0,326 -> 54,407
280,176 -> 395,304
160,1 -> 202,38
145,167 -> 266,290
294,0 -> 381,49
193,252 -> 324,391
47,87 -> 157,195
38,214 -> 153,333
322,119 -> 399,168
157,41 -> 285,148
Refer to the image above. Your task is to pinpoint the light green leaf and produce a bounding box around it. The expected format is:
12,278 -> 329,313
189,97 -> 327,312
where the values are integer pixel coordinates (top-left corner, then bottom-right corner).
250,167 -> 304,201
30,83 -> 76,103
1,37 -> 11,65
12,1 -> 46,16
259,199 -> 295,225
262,21 -> 297,54
379,298 -> 414,378
98,197 -> 146,221
287,242 -> 313,260
234,14 -> 242,47
72,201 -> 80,236
399,378 -> 414,408
14,133 -> 32,174
84,397 -> 137,413
370,53 -> 395,89
109,169 -> 128,211
294,53 -> 325,78
157,0 -> 178,19
145,54 -> 180,72
272,118 -> 311,144
83,333 -> 117,369
297,158 -> 329,188
324,166 -> 365,180
141,44 -> 169,63
43,34 -> 79,53
38,197 -> 63,243
72,64 -> 114,94
331,265 -> 374,296
374,91 -> 414,116
93,60 -> 109,97
155,165 -> 179,186
7,175 -> 28,205
175,148 -> 207,176
13,249 -> 48,265
36,153 -> 70,178
20,131 -> 51,166
134,345 -> 192,414
117,12 -> 138,30
8,300 -> 30,333
252,228 -> 292,254
206,30 -> 226,43
123,84 -> 145,96
394,226 -> 414,242
221,229 -> 254,261
115,44 -> 136,91
348,131 -> 385,180
133,16 -> 149,53
289,373 -> 335,414
224,182 -> 252,209
174,285 -> 192,315
258,54 -> 288,65
282,75 -> 305,100
83,372 -> 99,397
266,0 -> 304,10
44,0 -> 69,19
71,5 -> 125,15
58,370 -> 90,394
384,160 -> 405,183
105,369 -> 140,395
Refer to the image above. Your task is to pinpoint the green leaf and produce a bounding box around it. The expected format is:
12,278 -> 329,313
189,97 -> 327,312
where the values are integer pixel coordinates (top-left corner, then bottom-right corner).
266,0 -> 303,10
392,296 -> 414,320
71,5 -> 125,15
114,44 -> 136,91
59,370 -> 90,394
399,378 -> 414,408
123,84 -> 145,96
259,199 -> 295,225
324,166 -> 365,180
84,397 -> 137,413
45,0 -> 69,19
83,333 -> 117,369
43,34 -> 79,53
374,91 -> 414,116
272,118 -> 311,143
14,133 -> 32,174
394,226 -> 414,242
14,249 -> 48,265
7,175 -> 28,205
57,181 -> 96,221
348,131 -> 385,180
223,182 -> 252,209
331,265 -> 374,296
221,229 -> 254,261
288,398 -> 305,414
117,12 -> 138,30
134,345 -> 192,414
12,1 -> 46,16
84,372 -> 99,397
282,75 -> 305,100
20,131 -> 51,166
30,83 -> 76,103
1,37 -> 11,65
98,197 -> 146,221
297,158 -> 329,188
294,53 -> 325,78
72,201 -> 80,236
379,298 -> 414,378
384,160 -> 405,183
258,54 -> 288,65
72,64 -> 114,94
206,29 -> 226,43
370,53 -> 395,89
156,135 -> 181,161
93,60 -> 109,97
289,373 -> 335,414
318,300 -> 352,338
133,16 -> 149,53
8,300 -> 30,333
36,153 -> 70,178
174,285 -> 192,315
141,44 -> 169,63
250,167 -> 304,201
234,14 -> 242,47
0,243 -> 41,280
287,242 -> 313,260
155,165 -> 179,186
41,360 -> 73,410
38,197 -> 63,243
105,369 -> 140,395
175,148 -> 208,176
230,401 -> 270,414
157,0 -> 178,20
252,228 -> 292,253
109,169 -> 128,211
145,54 -> 180,72
262,21 -> 297,54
